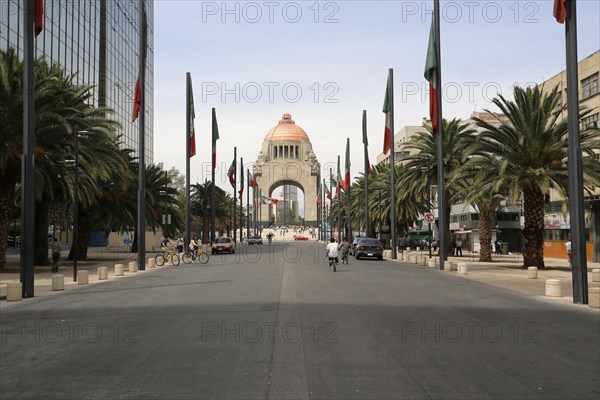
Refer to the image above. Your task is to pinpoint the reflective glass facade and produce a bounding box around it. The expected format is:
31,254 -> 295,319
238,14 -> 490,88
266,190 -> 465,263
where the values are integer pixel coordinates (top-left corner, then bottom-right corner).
0,0 -> 154,163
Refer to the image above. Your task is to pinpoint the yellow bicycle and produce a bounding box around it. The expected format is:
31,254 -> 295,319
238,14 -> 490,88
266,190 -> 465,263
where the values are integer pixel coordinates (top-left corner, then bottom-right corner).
182,248 -> 209,264
155,248 -> 180,266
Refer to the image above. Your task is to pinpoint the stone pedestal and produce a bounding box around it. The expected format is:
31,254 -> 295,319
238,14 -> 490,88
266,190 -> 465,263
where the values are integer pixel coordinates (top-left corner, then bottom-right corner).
78,270 -> 89,285
592,269 -> 600,282
457,263 -> 468,275
115,264 -> 124,276
588,287 -> 600,308
527,267 -> 538,279
427,260 -> 436,268
147,258 -> 155,269
545,279 -> 562,297
128,261 -> 138,273
52,275 -> 64,291
6,282 -> 22,301
98,267 -> 108,280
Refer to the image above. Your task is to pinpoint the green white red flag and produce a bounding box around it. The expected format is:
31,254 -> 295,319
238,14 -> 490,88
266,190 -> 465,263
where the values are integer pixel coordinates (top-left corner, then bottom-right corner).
238,159 -> 244,200
260,195 -> 279,205
35,0 -> 44,36
132,1 -> 147,122
424,17 -> 438,131
343,139 -> 350,190
553,0 -> 566,23
228,158 -> 236,189
325,184 -> 331,200
249,172 -> 257,187
188,76 -> 196,157
382,72 -> 392,154
212,108 -> 219,172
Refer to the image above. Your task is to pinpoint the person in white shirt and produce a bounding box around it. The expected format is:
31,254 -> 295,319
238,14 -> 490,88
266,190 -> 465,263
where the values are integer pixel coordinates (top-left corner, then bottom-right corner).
326,237 -> 340,271
565,240 -> 572,266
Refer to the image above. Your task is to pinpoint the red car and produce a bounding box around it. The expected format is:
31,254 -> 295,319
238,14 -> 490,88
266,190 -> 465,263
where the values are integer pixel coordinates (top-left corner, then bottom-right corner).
293,235 -> 309,241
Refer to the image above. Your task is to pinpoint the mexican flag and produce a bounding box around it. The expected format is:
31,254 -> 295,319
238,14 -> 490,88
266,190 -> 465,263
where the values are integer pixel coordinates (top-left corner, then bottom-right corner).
132,1 -> 147,123
261,195 -> 278,205
382,72 -> 392,154
212,108 -> 219,172
228,158 -> 236,189
343,139 -> 350,190
249,172 -> 257,187
325,184 -> 331,200
363,111 -> 371,175
424,17 -> 438,131
35,0 -> 44,36
553,0 -> 566,23
238,159 -> 244,200
188,76 -> 196,158
336,157 -> 343,195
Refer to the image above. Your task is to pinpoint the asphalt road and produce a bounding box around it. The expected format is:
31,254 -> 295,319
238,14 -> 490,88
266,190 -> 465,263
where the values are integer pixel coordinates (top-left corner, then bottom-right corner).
1,242 -> 599,399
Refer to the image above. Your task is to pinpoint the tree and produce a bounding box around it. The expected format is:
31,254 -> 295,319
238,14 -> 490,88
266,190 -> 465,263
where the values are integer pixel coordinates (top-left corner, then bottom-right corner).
400,118 -> 477,255
473,85 -> 600,268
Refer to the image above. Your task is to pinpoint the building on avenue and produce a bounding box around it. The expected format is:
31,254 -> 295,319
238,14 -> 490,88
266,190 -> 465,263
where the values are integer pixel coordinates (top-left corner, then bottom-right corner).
0,0 -> 154,163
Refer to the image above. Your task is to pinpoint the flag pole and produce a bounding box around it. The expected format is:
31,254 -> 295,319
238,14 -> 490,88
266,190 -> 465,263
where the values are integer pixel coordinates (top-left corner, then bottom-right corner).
346,138 -> 352,242
185,72 -> 192,250
337,155 -> 341,243
329,169 -> 333,240
363,110 -> 370,238
233,148 -> 237,243
246,168 -> 250,240
388,69 -> 397,260
239,157 -> 243,244
564,0 -> 588,303
21,0 -> 35,297
137,0 -> 147,271
210,108 -> 217,243
434,0 -> 446,271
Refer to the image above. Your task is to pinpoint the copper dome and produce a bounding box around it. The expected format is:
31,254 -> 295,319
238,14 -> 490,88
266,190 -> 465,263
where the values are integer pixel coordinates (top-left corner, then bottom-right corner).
264,113 -> 309,142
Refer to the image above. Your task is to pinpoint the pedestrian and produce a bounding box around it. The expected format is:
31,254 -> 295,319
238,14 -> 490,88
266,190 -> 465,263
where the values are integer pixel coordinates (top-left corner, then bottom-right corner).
455,238 -> 463,257
495,239 -> 503,255
51,237 -> 61,273
451,239 -> 456,256
176,236 -> 184,253
565,240 -> 572,266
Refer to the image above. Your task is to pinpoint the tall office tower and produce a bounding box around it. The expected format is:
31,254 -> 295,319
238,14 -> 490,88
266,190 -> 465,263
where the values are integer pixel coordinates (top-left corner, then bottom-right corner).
0,0 -> 154,163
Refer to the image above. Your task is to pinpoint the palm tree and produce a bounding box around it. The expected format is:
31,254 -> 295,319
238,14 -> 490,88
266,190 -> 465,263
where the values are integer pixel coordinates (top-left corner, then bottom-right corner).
400,118 -> 477,255
190,180 -> 232,243
473,85 -> 600,268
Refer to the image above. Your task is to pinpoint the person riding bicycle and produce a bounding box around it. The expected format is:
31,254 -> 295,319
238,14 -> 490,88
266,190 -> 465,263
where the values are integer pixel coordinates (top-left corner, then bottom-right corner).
325,237 -> 340,272
161,236 -> 174,252
189,235 -> 199,259
340,237 -> 350,264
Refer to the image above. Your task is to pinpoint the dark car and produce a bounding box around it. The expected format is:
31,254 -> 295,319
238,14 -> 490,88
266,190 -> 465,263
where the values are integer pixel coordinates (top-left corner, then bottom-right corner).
354,238 -> 384,260
212,237 -> 235,254
247,235 -> 263,245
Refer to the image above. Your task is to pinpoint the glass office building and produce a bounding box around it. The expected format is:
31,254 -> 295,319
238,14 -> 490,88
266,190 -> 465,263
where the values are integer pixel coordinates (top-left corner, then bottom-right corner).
0,0 -> 154,163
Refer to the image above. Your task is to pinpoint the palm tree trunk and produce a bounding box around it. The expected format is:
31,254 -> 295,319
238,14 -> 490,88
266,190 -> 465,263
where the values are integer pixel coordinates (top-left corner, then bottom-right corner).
68,207 -> 91,261
478,211 -> 493,262
131,229 -> 138,253
202,213 -> 210,244
0,179 -> 17,268
522,187 -> 545,269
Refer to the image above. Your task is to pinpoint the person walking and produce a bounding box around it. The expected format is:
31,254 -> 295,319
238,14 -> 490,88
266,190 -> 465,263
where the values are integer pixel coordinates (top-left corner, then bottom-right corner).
455,238 -> 463,257
51,237 -> 61,273
176,236 -> 185,254
565,240 -> 572,266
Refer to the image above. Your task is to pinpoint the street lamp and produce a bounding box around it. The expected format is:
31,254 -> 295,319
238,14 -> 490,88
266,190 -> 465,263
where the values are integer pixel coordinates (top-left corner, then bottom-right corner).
421,166 -> 432,258
66,128 -> 88,282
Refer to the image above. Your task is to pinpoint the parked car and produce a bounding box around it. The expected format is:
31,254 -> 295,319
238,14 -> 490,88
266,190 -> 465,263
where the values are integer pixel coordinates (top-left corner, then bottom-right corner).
247,235 -> 263,245
212,237 -> 235,254
293,235 -> 309,241
354,238 -> 384,260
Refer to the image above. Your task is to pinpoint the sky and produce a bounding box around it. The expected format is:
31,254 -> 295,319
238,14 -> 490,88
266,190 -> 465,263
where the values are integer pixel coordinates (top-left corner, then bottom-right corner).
153,0 -> 600,210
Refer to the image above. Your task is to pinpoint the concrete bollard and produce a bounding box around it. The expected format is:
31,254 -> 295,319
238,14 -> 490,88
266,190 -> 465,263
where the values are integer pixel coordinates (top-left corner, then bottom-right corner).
457,263 -> 468,275
78,270 -> 89,285
114,264 -> 124,276
6,282 -> 22,301
527,267 -> 538,279
427,260 -> 436,268
444,262 -> 453,272
128,261 -> 138,273
409,255 -> 416,264
405,247 -> 411,253
403,253 -> 409,262
98,267 -> 108,280
592,269 -> 600,282
422,256 -> 428,266
588,287 -> 600,308
147,258 -> 155,269
545,279 -> 562,297
52,274 -> 64,291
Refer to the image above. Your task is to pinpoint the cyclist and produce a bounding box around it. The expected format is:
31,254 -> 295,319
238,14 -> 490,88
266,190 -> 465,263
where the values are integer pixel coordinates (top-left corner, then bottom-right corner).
189,235 -> 199,260
161,235 -> 174,252
340,237 -> 350,264
325,237 -> 340,272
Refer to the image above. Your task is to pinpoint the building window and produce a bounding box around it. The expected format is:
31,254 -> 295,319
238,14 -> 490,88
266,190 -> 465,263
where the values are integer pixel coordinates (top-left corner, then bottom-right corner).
470,213 -> 479,221
582,113 -> 598,129
581,73 -> 598,99
544,230 -> 554,241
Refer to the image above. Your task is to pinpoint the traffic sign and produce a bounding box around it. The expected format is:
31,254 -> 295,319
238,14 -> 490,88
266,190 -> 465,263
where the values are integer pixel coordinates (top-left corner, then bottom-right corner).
424,213 -> 435,223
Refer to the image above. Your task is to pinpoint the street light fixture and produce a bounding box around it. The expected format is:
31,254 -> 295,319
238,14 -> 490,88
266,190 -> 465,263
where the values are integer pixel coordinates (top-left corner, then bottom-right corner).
421,166 -> 432,258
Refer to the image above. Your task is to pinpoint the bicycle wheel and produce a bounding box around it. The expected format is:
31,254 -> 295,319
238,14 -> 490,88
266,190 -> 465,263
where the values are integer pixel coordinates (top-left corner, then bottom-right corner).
155,254 -> 165,266
172,254 -> 180,266
198,252 -> 209,264
182,252 -> 193,264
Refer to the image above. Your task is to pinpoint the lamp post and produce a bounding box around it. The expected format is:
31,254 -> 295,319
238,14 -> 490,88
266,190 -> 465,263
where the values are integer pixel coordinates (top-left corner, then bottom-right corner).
421,166 -> 432,258
70,128 -> 88,282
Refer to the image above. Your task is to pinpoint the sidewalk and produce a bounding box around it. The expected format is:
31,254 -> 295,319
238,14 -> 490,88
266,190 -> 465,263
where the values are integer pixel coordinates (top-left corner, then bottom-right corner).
0,247 -> 164,309
385,248 -> 600,310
